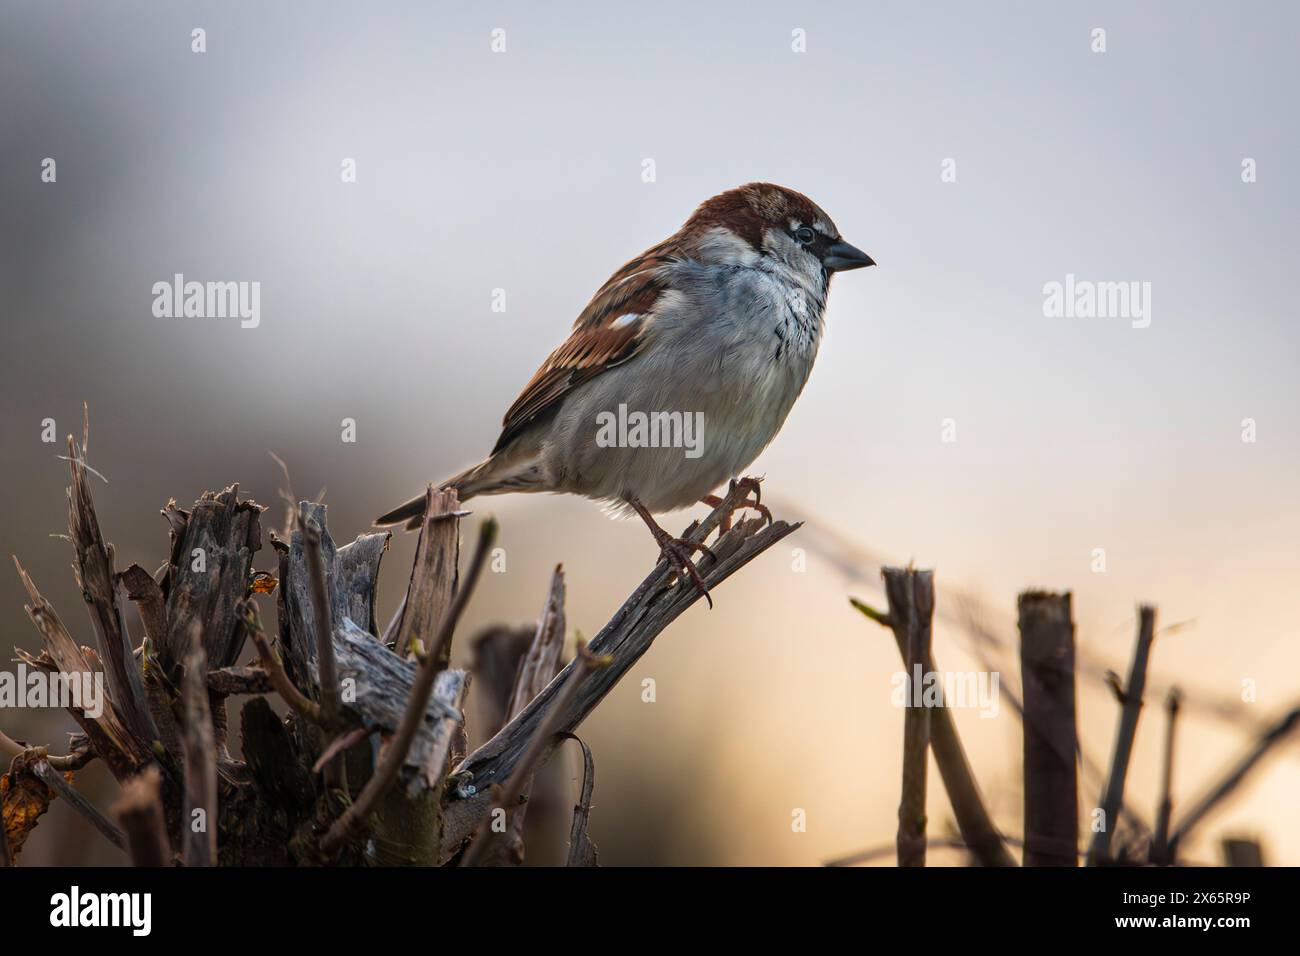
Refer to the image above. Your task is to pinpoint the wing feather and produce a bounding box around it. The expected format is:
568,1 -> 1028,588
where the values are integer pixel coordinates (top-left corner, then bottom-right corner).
492,248 -> 678,453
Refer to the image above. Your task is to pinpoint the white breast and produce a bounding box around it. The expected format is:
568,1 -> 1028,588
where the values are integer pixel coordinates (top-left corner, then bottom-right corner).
546,260 -> 826,513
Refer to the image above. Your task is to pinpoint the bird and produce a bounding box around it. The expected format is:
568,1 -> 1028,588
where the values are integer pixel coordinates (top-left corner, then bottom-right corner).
377,182 -> 874,605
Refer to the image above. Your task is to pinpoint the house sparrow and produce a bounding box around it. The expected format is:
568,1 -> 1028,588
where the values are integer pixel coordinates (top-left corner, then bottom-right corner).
377,182 -> 873,604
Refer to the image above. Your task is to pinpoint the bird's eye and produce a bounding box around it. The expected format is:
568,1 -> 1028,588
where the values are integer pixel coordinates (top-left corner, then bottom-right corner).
795,226 -> 816,244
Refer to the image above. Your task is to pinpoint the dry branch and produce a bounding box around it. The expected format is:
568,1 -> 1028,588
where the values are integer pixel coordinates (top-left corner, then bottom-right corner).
1018,591 -> 1078,867
179,626 -> 217,866
850,598 -> 1014,867
883,567 -> 934,867
1150,688 -> 1181,864
13,558 -> 151,780
1087,605 -> 1156,866
31,757 -> 125,852
394,487 -> 460,662
563,732 -> 599,867
113,766 -> 172,866
65,431 -> 156,748
242,601 -> 321,723
1169,706 -> 1300,854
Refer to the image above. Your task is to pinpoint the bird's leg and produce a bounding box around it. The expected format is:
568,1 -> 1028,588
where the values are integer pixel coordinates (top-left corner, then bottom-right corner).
626,498 -> 715,609
701,476 -> 773,534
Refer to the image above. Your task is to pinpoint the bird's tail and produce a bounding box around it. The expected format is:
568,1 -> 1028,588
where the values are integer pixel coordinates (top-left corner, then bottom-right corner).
374,458 -> 501,530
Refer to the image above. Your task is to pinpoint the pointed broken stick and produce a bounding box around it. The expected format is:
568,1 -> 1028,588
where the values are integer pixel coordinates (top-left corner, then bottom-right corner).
112,766 -> 172,867
1150,688 -> 1182,864
1018,591 -> 1079,867
30,757 -> 125,853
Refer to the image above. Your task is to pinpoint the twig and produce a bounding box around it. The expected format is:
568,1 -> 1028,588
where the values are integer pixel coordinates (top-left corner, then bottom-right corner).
1150,688 -> 1181,864
312,726 -> 374,774
112,766 -> 172,866
1169,706 -> 1300,853
320,517 -> 497,854
240,600 -> 322,723
380,593 -> 407,649
1018,590 -> 1078,867
179,624 -> 217,866
562,732 -> 599,867
460,643 -> 610,866
882,567 -> 934,867
850,599 -> 1014,867
0,729 -> 88,772
1086,605 -> 1157,866
31,758 -> 125,852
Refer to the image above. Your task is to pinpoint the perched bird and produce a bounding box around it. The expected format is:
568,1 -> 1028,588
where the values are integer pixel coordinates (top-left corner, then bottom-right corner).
377,182 -> 873,604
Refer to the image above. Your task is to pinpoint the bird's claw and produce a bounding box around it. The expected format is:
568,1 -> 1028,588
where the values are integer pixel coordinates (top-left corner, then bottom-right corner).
703,476 -> 774,533
657,535 -> 714,609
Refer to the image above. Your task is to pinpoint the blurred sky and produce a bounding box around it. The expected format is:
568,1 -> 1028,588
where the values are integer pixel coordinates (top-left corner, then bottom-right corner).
1,1 -> 1298,865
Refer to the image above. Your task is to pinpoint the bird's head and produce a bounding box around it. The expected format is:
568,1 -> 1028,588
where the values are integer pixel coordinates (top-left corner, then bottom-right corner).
677,182 -> 874,283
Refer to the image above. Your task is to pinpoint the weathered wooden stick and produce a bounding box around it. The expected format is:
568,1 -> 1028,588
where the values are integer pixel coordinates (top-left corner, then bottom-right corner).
1221,838 -> 1265,867
13,557 -> 150,780
1087,605 -> 1156,866
65,428 -> 157,748
1169,706 -> 1300,854
179,625 -> 218,866
851,598 -> 1014,867
112,766 -> 172,866
1150,688 -> 1181,864
883,567 -> 934,867
1018,590 -> 1078,867
394,487 -> 461,663
31,757 -> 125,852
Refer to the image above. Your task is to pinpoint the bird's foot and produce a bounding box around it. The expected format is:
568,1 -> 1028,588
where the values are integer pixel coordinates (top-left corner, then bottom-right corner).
627,498 -> 715,608
656,534 -> 715,609
701,476 -> 773,534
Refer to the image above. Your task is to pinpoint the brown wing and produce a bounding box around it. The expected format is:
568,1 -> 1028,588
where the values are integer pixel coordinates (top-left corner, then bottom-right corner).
492,246 -> 677,454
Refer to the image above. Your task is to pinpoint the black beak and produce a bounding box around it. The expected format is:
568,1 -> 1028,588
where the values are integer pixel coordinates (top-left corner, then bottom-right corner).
824,241 -> 875,272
